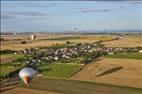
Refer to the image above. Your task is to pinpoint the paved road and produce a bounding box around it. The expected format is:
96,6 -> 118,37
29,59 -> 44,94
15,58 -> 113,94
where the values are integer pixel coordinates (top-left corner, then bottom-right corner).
29,76 -> 141,94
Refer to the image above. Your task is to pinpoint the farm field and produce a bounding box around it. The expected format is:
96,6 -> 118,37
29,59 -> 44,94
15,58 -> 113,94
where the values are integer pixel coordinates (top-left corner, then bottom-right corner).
18,76 -> 141,94
1,34 -> 116,51
1,34 -> 141,51
0,58 -> 82,79
1,56 -> 15,64
1,87 -> 59,94
1,54 -> 26,64
1,54 -> 25,59
1,34 -> 142,93
0,54 -> 27,78
102,35 -> 142,47
105,53 -> 142,60
1,1 -> 142,94
0,62 -> 22,78
2,77 -> 141,94
38,63 -> 82,78
1,40 -> 66,51
71,58 -> 142,88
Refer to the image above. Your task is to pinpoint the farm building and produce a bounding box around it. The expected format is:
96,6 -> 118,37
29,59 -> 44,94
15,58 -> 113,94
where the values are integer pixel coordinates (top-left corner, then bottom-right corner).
31,34 -> 36,40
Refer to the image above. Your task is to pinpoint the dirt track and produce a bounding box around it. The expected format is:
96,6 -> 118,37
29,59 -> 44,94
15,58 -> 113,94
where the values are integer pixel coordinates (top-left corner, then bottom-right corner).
71,58 -> 142,88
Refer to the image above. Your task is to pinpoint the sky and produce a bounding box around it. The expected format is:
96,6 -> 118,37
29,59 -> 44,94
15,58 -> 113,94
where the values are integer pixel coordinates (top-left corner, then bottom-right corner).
1,1 -> 142,32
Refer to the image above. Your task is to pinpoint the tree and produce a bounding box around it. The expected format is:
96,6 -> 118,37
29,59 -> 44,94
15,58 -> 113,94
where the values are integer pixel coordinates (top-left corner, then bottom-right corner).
66,41 -> 70,44
21,41 -> 27,44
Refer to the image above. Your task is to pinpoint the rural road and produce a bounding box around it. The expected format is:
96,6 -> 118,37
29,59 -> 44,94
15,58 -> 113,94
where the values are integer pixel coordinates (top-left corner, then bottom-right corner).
28,76 -> 141,94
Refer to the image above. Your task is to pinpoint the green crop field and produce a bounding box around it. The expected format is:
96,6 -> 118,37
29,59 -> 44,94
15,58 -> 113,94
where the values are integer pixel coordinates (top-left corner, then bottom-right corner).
1,54 -> 26,59
105,53 -> 142,60
0,54 -> 27,78
38,63 -> 82,78
0,62 -> 22,77
1,54 -> 28,64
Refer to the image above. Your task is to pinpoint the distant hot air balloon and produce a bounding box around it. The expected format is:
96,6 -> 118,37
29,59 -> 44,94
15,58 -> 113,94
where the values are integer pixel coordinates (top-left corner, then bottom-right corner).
19,67 -> 36,87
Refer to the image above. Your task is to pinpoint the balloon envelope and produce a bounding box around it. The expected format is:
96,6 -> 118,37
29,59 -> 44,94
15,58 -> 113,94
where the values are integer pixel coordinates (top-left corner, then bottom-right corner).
19,68 -> 36,85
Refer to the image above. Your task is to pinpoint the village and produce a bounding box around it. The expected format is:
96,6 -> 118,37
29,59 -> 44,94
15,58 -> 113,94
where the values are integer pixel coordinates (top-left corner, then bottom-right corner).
13,40 -> 142,66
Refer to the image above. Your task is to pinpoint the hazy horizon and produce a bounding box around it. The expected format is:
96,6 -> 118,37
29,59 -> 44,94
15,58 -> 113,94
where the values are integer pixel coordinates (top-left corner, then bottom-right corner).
1,1 -> 142,33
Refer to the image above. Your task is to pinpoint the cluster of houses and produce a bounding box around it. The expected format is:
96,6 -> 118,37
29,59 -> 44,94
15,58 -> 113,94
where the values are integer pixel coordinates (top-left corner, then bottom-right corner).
14,42 -> 142,64
15,43 -> 98,64
94,47 -> 142,55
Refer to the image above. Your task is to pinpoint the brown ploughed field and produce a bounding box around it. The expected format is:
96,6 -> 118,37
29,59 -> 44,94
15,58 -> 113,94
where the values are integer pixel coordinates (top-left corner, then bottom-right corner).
1,87 -> 60,94
71,58 -> 142,88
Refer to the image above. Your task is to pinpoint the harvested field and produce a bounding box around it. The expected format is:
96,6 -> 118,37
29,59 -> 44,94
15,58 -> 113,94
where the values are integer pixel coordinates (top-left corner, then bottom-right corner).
1,41 -> 65,51
1,34 -> 116,51
1,87 -> 60,94
31,77 -> 142,94
0,34 -> 65,50
71,58 -> 142,88
106,53 -> 142,60
1,76 -> 141,94
0,57 -> 15,64
0,54 -> 25,64
103,36 -> 142,47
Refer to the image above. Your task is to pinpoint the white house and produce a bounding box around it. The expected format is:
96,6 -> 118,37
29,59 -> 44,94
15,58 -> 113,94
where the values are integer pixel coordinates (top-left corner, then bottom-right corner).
54,56 -> 59,61
139,50 -> 142,53
31,34 -> 36,40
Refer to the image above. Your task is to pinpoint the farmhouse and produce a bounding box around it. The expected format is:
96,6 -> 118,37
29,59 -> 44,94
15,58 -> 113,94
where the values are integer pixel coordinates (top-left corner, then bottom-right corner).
54,56 -> 59,61
139,50 -> 142,53
31,34 -> 36,40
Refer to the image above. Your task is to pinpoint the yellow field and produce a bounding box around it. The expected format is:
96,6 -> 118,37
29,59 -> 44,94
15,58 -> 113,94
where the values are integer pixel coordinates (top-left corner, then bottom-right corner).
1,41 -> 65,51
103,35 -> 142,47
71,58 -> 142,88
1,34 -> 116,51
1,34 -> 141,50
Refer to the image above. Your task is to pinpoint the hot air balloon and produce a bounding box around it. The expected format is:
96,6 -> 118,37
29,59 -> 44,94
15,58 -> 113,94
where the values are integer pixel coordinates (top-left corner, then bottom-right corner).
19,67 -> 36,87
